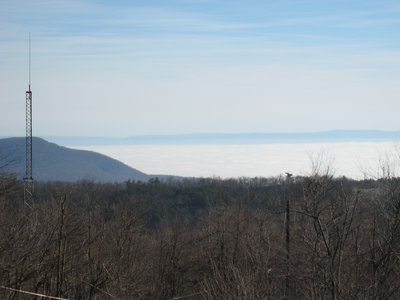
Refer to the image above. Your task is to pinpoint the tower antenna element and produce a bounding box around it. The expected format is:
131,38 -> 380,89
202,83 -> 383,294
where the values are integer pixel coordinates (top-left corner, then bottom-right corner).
24,32 -> 34,207
29,32 -> 31,91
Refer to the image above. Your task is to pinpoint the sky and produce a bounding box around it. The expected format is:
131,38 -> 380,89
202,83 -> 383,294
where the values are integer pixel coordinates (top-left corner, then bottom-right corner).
1,0 -> 400,137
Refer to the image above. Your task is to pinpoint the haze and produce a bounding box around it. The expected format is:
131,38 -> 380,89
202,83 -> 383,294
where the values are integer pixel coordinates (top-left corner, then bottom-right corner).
1,0 -> 400,137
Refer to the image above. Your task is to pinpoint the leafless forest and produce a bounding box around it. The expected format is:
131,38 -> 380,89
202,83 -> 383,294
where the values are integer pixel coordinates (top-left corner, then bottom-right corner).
1,166 -> 400,299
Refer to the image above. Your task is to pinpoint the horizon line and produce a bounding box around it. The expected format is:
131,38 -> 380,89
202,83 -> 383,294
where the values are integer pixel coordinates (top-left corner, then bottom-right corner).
2,129 -> 400,140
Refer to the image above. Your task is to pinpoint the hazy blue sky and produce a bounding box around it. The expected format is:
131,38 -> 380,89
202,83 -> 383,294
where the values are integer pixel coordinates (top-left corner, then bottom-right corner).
1,0 -> 400,137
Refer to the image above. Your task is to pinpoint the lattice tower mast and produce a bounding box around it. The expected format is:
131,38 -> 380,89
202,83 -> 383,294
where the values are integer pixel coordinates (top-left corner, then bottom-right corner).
24,33 -> 34,207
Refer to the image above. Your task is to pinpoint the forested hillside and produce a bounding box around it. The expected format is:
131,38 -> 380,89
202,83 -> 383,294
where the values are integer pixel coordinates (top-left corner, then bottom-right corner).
0,172 -> 399,299
0,137 -> 149,182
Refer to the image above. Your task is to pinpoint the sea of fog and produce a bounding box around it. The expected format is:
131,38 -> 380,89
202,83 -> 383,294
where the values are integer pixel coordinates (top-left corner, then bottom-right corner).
71,141 -> 400,179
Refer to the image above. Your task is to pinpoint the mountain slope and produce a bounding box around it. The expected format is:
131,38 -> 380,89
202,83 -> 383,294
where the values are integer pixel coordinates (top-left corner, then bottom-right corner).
0,137 -> 150,182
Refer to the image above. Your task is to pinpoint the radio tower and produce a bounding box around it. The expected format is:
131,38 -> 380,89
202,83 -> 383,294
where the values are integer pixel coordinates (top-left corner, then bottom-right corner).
24,33 -> 34,208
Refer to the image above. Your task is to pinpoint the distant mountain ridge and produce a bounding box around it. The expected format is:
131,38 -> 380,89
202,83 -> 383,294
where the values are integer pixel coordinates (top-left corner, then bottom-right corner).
41,130 -> 400,146
0,137 -> 150,182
